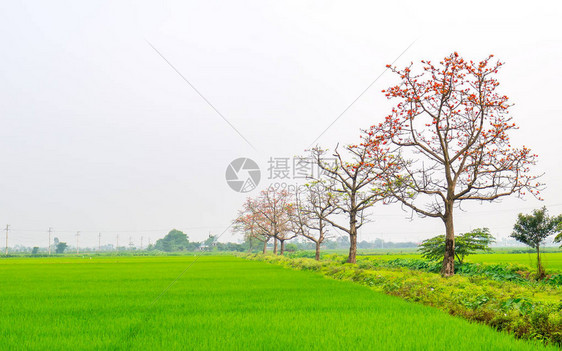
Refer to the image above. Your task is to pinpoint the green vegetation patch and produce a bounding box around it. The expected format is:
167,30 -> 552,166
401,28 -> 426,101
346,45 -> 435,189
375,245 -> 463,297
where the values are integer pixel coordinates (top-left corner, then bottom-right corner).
0,256 -> 556,350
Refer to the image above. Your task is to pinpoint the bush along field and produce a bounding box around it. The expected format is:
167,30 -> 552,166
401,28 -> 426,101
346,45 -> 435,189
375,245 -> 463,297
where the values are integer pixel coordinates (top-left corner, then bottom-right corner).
241,254 -> 562,346
356,256 -> 562,286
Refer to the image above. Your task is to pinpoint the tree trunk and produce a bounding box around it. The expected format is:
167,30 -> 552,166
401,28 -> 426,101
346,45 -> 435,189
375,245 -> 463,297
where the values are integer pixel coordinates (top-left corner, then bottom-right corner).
248,236 -> 254,252
273,238 -> 278,255
537,246 -> 545,279
441,209 -> 455,277
347,233 -> 357,263
262,239 -> 267,254
315,242 -> 320,261
280,240 -> 285,255
347,211 -> 358,263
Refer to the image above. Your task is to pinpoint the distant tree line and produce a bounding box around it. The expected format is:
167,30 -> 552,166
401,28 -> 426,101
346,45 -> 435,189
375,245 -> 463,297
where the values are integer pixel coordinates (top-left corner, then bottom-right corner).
145,229 -> 415,254
147,229 -> 249,253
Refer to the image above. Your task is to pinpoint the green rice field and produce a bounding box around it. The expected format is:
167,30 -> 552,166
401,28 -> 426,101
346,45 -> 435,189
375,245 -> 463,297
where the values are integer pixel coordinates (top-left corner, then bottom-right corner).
466,252 -> 562,271
356,250 -> 562,272
0,256 -> 556,350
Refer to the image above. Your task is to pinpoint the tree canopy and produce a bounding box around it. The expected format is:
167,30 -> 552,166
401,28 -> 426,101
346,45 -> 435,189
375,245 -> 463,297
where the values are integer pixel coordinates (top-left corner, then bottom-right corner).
55,241 -> 67,254
154,229 -> 191,252
511,207 -> 562,249
511,207 -> 562,278
366,52 -> 542,276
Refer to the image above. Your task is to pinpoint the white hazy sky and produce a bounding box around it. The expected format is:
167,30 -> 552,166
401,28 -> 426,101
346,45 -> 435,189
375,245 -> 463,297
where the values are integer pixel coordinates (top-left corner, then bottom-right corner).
1,0 -> 561,248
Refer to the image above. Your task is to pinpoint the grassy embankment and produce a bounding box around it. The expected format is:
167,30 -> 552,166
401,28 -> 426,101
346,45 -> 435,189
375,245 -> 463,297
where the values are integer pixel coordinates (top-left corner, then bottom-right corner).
245,253 -> 562,346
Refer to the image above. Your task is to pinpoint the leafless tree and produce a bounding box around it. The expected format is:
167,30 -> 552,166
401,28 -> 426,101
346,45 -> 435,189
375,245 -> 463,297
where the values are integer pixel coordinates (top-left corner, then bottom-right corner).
290,184 -> 335,260
309,142 -> 395,263
244,187 -> 294,255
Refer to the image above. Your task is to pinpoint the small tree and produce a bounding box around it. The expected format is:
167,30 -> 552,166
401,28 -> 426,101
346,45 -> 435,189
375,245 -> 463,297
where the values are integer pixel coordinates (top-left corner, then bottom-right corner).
290,184 -> 334,260
511,207 -> 562,278
234,198 -> 273,254
32,247 -> 39,255
55,242 -> 67,254
251,187 -> 294,255
234,188 -> 294,255
419,228 -> 494,264
309,142 -> 395,263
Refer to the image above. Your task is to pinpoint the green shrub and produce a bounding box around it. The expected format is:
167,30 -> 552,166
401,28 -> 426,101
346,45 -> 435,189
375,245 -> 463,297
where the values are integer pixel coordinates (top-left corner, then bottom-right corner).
357,256 -> 558,286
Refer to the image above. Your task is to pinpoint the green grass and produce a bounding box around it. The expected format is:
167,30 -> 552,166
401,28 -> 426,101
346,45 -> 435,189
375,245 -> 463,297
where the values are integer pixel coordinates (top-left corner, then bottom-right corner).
466,252 -> 562,271
0,256 -> 555,350
352,249 -> 562,272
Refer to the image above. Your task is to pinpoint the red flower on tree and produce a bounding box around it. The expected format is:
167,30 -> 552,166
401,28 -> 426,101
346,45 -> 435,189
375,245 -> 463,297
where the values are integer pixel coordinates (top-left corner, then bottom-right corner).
366,52 -> 543,276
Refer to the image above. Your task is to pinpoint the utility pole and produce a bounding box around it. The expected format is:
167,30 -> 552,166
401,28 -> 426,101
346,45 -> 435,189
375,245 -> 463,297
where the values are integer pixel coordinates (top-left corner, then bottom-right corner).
76,231 -> 80,254
98,233 -> 101,251
48,227 -> 53,255
140,236 -> 143,250
128,236 -> 133,250
5,225 -> 9,256
116,234 -> 119,251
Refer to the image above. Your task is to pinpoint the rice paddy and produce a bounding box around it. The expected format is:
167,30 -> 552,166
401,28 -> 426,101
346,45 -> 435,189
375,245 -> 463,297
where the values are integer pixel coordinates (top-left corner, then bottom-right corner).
466,252 -> 562,271
0,256 -> 556,350
357,251 -> 562,271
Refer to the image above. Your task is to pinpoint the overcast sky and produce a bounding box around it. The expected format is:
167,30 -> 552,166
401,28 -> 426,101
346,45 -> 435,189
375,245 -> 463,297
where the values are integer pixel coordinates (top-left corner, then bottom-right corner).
1,0 -> 561,249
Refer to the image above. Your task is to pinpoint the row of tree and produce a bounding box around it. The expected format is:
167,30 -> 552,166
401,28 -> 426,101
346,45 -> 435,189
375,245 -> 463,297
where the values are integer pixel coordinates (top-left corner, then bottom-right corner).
235,52 -> 543,276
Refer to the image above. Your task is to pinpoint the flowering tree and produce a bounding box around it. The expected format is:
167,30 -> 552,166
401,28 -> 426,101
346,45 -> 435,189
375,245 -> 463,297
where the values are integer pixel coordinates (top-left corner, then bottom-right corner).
233,199 -> 271,253
289,184 -> 335,260
239,187 -> 294,255
309,142 -> 396,263
367,53 -> 542,276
